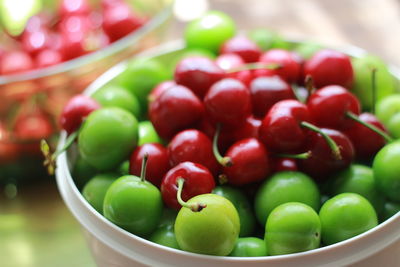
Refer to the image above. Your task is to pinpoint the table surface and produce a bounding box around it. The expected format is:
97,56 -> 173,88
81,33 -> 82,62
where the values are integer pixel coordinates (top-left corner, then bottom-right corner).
2,0 -> 400,266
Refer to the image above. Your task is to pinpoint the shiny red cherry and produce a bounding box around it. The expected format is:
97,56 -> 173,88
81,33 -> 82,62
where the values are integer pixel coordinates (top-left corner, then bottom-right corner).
59,0 -> 90,17
21,29 -> 49,56
14,111 -> 53,141
307,85 -> 360,130
220,36 -> 261,63
204,78 -> 251,127
149,84 -> 204,140
303,49 -> 353,88
259,49 -> 302,83
227,69 -> 253,86
148,80 -> 176,103
250,75 -> 295,118
60,94 -> 100,134
168,129 -> 219,175
35,49 -> 63,68
161,162 -> 215,210
273,158 -> 298,172
0,51 -> 34,75
215,53 -> 244,71
129,143 -> 169,187
222,138 -> 270,185
174,56 -> 225,98
221,116 -> 261,150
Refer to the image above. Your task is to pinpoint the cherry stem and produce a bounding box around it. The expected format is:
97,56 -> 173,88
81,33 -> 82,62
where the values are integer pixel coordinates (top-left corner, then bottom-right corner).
346,111 -> 393,142
213,124 -> 233,167
300,121 -> 342,160
371,68 -> 377,114
227,62 -> 282,73
275,151 -> 312,160
140,153 -> 149,182
305,75 -> 315,102
176,178 -> 207,212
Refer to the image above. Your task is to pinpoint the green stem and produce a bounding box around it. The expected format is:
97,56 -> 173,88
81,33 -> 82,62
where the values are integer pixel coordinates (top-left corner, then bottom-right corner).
346,111 -> 393,142
52,131 -> 79,159
176,178 -> 206,212
213,124 -> 233,167
226,62 -> 282,73
371,68 -> 377,114
275,151 -> 312,159
140,153 -> 149,182
300,121 -> 342,160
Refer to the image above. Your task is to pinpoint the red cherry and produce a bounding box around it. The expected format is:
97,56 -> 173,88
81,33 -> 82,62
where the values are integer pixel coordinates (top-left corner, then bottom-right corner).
23,14 -> 51,36
149,84 -> 204,140
227,69 -> 253,87
148,80 -> 176,103
174,56 -> 225,98
204,78 -> 251,127
250,75 -> 295,118
259,49 -> 302,83
222,138 -> 270,185
35,49 -> 63,68
259,99 -> 312,153
161,162 -> 215,210
343,113 -> 388,159
273,158 -> 298,172
14,112 -> 53,141
59,15 -> 91,34
0,51 -> 34,75
304,49 -> 354,88
168,129 -> 219,175
0,125 -> 19,164
221,116 -> 261,149
59,0 -> 90,17
307,85 -> 361,130
21,29 -> 50,56
129,143 -> 169,187
215,53 -> 244,71
60,94 -> 100,134
298,128 -> 354,179
220,36 -> 261,63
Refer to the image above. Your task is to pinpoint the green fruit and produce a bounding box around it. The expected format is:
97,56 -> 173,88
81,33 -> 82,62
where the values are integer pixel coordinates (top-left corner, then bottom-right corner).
381,201 -> 400,221
138,121 -> 162,146
351,55 -> 396,111
118,160 -> 130,175
92,85 -> 141,118
387,112 -> 400,139
78,107 -> 138,171
149,226 -> 180,250
82,173 -> 118,213
265,202 -> 321,255
229,237 -> 267,257
72,156 -> 98,189
212,186 -> 256,237
376,94 -> 400,124
373,141 -> 400,202
319,193 -> 378,245
248,29 -> 291,50
103,175 -> 163,236
185,11 -> 236,53
174,194 -> 240,256
255,171 -> 320,226
294,42 -> 322,59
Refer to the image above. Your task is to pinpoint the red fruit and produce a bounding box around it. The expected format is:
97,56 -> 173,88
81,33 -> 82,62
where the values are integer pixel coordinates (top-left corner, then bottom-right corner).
149,84 -> 204,140
298,128 -> 354,179
250,75 -> 295,118
36,49 -> 63,68
259,49 -> 302,83
129,143 -> 169,187
60,94 -> 100,134
343,113 -> 388,159
273,158 -> 298,172
23,14 -> 51,36
259,99 -> 311,153
148,80 -> 176,103
59,0 -> 90,17
59,15 -> 91,34
204,78 -> 251,127
223,138 -> 270,185
168,129 -> 219,175
221,116 -> 261,149
0,51 -> 34,75
220,36 -> 261,63
161,162 -> 215,210
304,49 -> 354,88
307,85 -> 361,130
14,112 -> 53,141
227,69 -> 253,86
174,56 -> 225,98
59,16 -> 92,60
21,29 -> 49,56
215,53 -> 244,71
0,126 -> 19,164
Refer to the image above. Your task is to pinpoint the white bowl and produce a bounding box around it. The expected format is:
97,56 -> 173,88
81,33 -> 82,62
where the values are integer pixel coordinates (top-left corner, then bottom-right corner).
56,41 -> 400,267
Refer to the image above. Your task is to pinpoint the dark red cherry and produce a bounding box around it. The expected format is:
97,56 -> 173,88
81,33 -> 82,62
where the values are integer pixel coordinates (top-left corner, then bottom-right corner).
149,84 -> 204,140
204,78 -> 251,127
259,49 -> 302,83
129,143 -> 169,187
221,116 -> 261,149
35,49 -> 63,68
273,158 -> 298,172
250,75 -> 295,118
215,53 -> 244,71
0,51 -> 34,75
161,162 -> 215,210
168,129 -> 219,175
304,49 -> 354,88
148,80 -> 176,103
174,56 -> 225,98
220,36 -> 261,63
60,94 -> 100,134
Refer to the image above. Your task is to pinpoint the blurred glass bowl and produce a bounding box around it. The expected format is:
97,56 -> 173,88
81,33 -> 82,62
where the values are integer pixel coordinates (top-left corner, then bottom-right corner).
0,0 -> 172,184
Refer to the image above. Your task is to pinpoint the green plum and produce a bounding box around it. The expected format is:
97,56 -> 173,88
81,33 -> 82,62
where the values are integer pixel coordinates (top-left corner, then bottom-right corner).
265,202 -> 321,255
82,173 -> 119,213
248,29 -> 291,51
255,171 -> 320,226
381,201 -> 400,221
387,112 -> 400,138
78,107 -> 138,171
294,42 -> 322,59
376,94 -> 400,124
92,85 -> 141,118
174,193 -> 240,256
118,160 -> 130,175
373,141 -> 400,202
138,121 -> 162,146
212,185 -> 256,237
351,55 -> 396,111
72,156 -> 97,189
229,237 -> 267,257
319,193 -> 378,245
330,164 -> 385,215
149,209 -> 180,249
185,11 -> 236,53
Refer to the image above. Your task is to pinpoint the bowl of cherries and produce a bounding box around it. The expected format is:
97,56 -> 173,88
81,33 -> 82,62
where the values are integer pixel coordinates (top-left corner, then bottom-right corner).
0,0 -> 171,183
53,10 -> 400,267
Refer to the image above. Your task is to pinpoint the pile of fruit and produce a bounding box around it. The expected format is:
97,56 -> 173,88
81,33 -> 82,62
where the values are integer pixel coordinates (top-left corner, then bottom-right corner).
0,0 -> 145,75
48,11 -> 400,257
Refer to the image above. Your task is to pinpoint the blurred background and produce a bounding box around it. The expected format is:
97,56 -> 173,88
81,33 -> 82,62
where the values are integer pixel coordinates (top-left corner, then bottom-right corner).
1,0 -> 400,266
